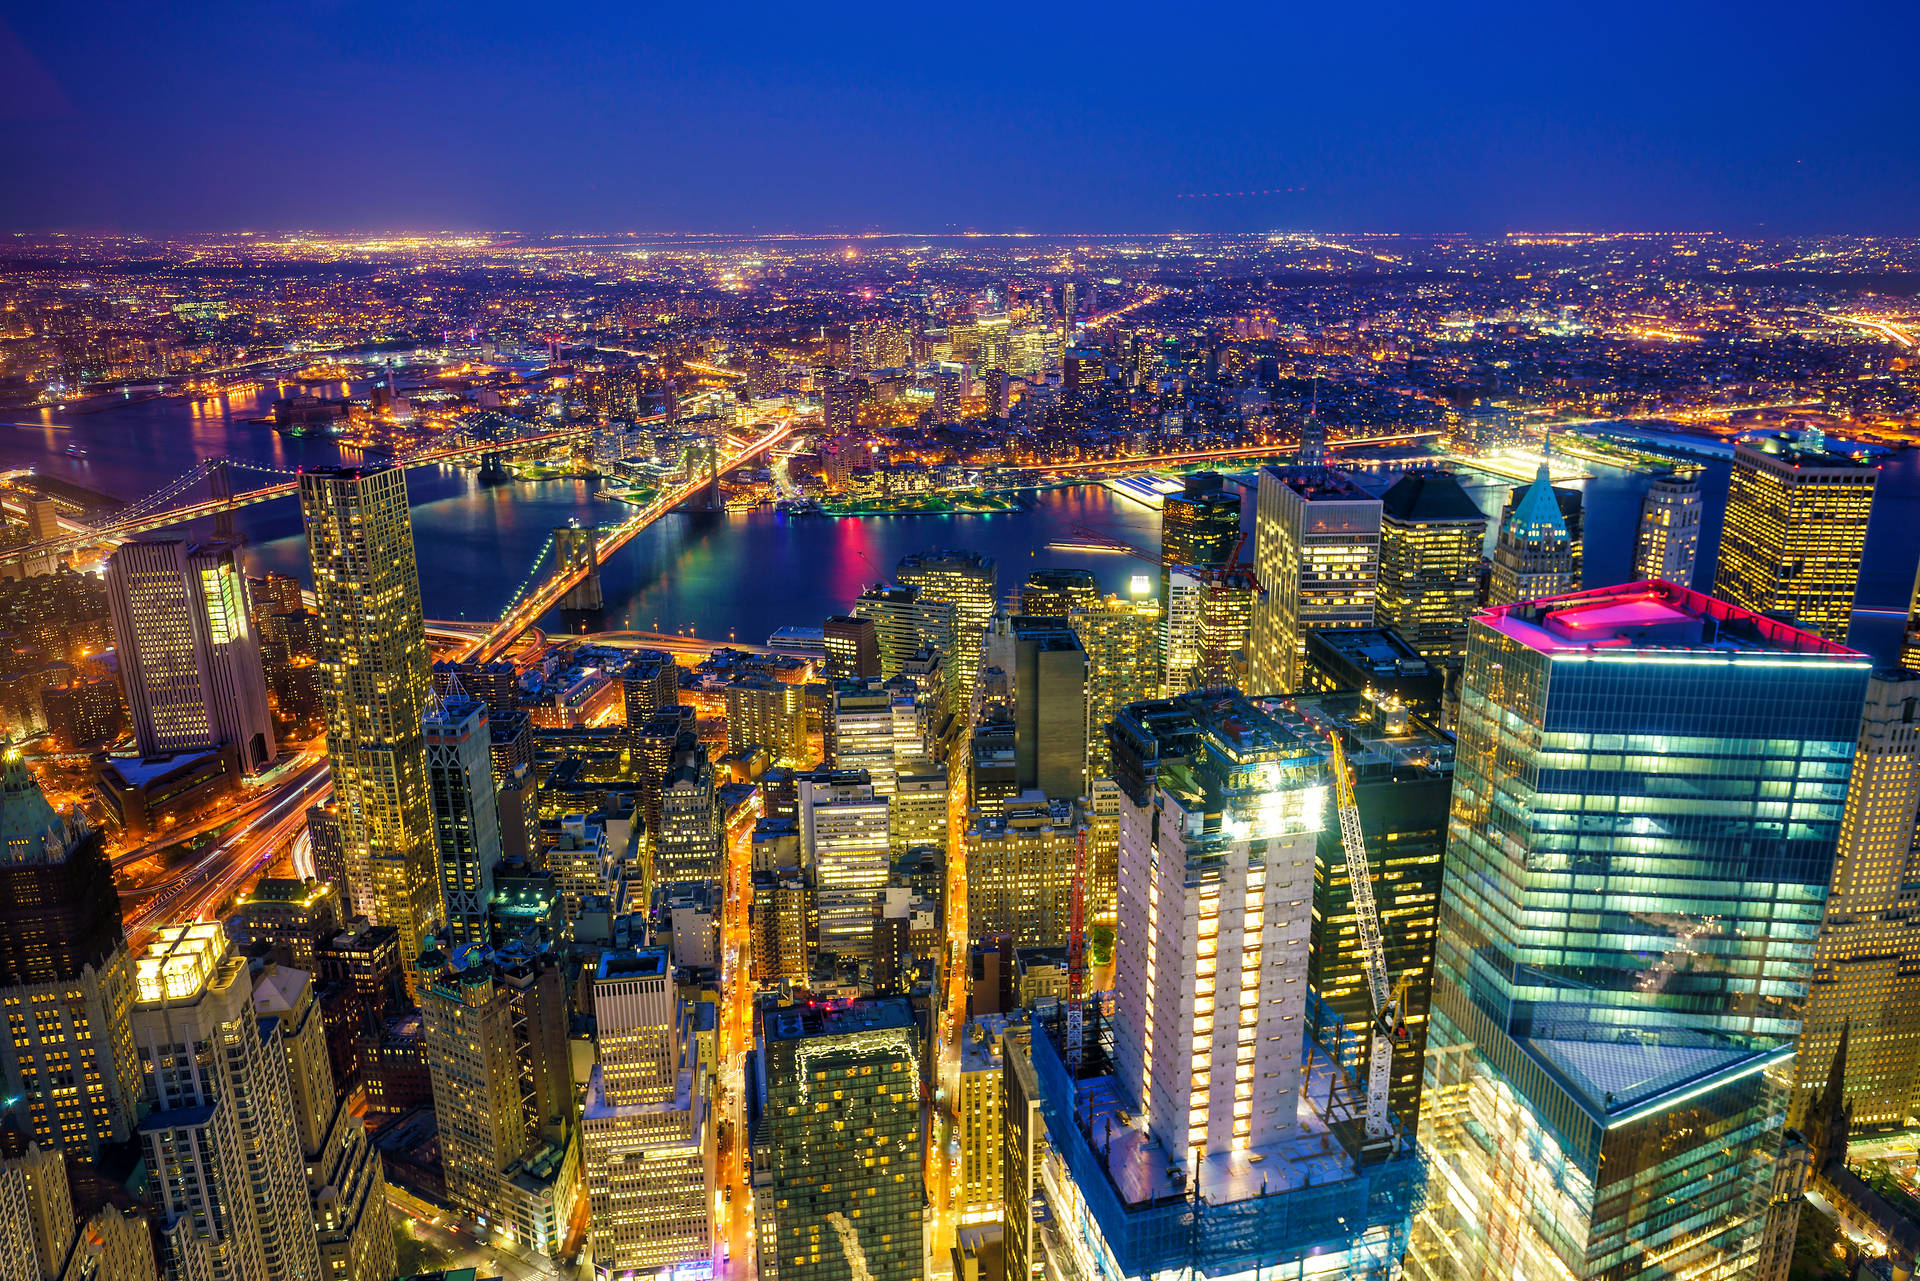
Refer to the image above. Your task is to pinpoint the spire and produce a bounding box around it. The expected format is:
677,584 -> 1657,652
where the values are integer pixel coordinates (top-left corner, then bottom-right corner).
1826,1019 -> 1850,1111
1506,461 -> 1568,542
422,674 -> 447,724
0,738 -> 70,866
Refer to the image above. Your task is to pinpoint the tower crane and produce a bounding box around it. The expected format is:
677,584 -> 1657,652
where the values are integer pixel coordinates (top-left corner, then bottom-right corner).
1327,735 -> 1410,1144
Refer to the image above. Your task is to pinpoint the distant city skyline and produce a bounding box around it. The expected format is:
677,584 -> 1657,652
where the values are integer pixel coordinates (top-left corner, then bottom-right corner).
1,1 -> 1914,234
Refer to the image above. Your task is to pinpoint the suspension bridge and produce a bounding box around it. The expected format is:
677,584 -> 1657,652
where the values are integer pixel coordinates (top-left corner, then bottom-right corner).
0,421 -> 615,569
459,416 -> 802,664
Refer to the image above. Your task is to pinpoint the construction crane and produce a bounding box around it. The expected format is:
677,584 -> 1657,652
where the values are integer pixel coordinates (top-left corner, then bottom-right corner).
1327,735 -> 1410,1144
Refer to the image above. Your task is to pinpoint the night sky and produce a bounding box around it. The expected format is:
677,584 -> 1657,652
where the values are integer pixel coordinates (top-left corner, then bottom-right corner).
1,0 -> 1914,234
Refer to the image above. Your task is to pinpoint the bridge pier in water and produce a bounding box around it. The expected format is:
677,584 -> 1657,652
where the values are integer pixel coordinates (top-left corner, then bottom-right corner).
477,450 -> 510,485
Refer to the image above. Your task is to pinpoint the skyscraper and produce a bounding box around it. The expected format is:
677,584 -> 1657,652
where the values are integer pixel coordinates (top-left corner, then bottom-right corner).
621,652 -> 679,728
1109,691 -> 1325,1168
0,1127 -> 156,1281
896,549 -> 995,702
248,965 -> 394,1281
852,584 -> 956,683
1159,472 -> 1243,584
759,1001 -> 923,1281
301,465 -> 438,967
933,365 -> 963,422
1063,349 -> 1102,408
964,795 -> 1080,949
822,614 -> 880,680
821,376 -> 860,439
1162,564 -> 1259,693
724,676 -> 810,769
106,539 -> 275,770
1714,430 -> 1878,643
418,945 -> 578,1257
0,747 -> 139,1155
1793,668 -> 1920,1126
1630,468 -> 1703,587
1009,616 -> 1087,800
798,768 -> 890,960
1900,563 -> 1920,673
133,924 -> 322,1281
1249,466 -> 1381,695
1375,469 -> 1486,663
750,866 -> 809,986
423,680 -> 500,953
1409,581 -> 1872,1281
1069,593 -> 1161,779
1486,462 -> 1581,607
890,757 -> 949,855
829,682 -> 899,795
581,948 -> 710,1278
654,740 -> 721,886
1017,568 -> 1098,620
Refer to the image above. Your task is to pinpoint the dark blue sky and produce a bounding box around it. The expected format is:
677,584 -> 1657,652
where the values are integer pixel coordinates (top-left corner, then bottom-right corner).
2,0 -> 1913,235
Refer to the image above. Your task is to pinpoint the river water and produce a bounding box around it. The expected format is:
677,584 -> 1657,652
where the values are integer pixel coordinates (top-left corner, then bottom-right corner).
5,385 -> 1916,662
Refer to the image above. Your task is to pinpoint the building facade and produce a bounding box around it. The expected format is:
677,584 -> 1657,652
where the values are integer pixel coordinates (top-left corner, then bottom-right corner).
760,1002 -> 922,1281
1009,617 -> 1086,802
132,925 -> 322,1281
300,466 -> 439,969
423,683 -> 500,953
1793,668 -> 1920,1127
1017,569 -> 1098,620
418,945 -> 577,1257
0,749 -> 139,1155
1375,469 -> 1486,663
798,770 -> 890,960
964,796 -> 1081,950
1631,468 -> 1704,587
581,949 -> 710,1278
1110,691 -> 1324,1165
106,539 -> 275,770
1249,466 -> 1381,696
1069,595 -> 1161,781
1713,430 -> 1878,644
1289,692 -> 1452,1135
896,549 -> 995,703
248,967 -> 393,1281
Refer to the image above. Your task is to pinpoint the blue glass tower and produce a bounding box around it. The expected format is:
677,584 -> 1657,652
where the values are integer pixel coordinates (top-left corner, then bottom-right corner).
1410,581 -> 1871,1281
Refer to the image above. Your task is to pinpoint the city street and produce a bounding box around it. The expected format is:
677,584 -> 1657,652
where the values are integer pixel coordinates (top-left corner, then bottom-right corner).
923,750 -> 972,1280
713,789 -> 763,1280
389,1190 -> 569,1281
120,757 -> 331,941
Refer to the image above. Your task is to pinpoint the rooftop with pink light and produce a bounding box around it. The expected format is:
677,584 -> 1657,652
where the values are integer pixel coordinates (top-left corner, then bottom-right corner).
1478,580 -> 1868,659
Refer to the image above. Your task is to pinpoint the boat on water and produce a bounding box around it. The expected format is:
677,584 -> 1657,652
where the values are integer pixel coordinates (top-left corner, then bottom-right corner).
63,444 -> 87,457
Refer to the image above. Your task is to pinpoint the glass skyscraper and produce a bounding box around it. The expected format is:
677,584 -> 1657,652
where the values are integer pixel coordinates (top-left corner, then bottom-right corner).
1410,581 -> 1872,1281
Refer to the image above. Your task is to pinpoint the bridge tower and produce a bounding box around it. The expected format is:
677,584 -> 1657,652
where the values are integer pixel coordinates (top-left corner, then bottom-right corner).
209,457 -> 238,544
477,450 -> 510,485
554,524 -> 605,634
702,438 -> 722,510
